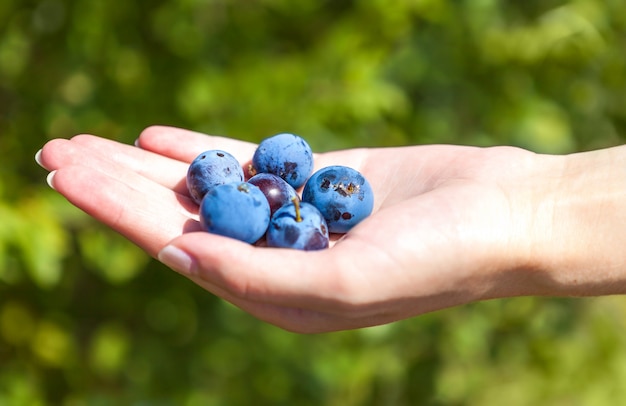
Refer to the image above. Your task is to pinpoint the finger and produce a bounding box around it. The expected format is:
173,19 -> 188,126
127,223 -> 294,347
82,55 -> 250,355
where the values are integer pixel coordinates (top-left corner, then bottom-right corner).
137,126 -> 258,164
135,126 -> 382,196
181,272 -> 376,333
49,165 -> 201,256
40,137 -> 191,195
159,231 -> 390,317
135,126 -> 369,176
159,232 -> 442,333
70,134 -> 191,194
158,233 -> 394,333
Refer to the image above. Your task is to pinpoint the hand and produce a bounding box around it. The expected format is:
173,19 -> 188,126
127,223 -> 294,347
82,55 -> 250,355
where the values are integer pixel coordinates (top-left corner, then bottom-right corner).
37,126 -> 626,333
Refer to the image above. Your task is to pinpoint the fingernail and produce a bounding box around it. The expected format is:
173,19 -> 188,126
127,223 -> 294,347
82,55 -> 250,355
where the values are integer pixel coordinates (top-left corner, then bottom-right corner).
35,149 -> 44,167
46,171 -> 57,190
158,245 -> 195,275
134,138 -> 140,147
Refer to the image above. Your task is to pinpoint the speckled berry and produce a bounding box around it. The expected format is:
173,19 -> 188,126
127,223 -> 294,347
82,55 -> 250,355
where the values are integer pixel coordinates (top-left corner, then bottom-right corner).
302,165 -> 373,233
251,133 -> 313,189
186,150 -> 244,204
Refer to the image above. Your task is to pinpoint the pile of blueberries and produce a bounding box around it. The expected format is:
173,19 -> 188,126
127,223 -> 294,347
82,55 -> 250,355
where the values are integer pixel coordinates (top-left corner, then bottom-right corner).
186,133 -> 374,250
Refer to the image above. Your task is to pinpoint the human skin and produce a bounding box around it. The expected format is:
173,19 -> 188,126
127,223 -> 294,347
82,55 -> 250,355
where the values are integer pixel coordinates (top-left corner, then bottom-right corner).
36,126 -> 626,333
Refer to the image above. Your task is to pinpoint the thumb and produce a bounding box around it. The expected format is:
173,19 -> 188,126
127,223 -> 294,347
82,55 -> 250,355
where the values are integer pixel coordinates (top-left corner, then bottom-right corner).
156,232 -> 343,308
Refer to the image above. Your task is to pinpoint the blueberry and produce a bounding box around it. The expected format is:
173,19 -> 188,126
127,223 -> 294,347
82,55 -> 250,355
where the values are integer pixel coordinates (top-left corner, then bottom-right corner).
187,150 -> 244,204
252,133 -> 314,189
248,173 -> 300,216
302,165 -> 374,233
267,199 -> 329,251
199,182 -> 270,244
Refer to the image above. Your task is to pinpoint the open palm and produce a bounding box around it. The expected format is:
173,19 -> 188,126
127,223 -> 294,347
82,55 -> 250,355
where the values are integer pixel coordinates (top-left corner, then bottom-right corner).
39,126 -> 541,332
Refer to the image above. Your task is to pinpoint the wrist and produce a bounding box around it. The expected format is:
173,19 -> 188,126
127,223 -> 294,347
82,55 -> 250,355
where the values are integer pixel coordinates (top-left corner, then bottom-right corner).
515,145 -> 626,297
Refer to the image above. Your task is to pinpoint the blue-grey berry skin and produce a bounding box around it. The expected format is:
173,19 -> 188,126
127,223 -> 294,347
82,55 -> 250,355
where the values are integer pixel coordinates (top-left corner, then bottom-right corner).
187,150 -> 244,204
267,202 -> 329,251
302,165 -> 374,233
252,133 -> 314,189
199,182 -> 270,244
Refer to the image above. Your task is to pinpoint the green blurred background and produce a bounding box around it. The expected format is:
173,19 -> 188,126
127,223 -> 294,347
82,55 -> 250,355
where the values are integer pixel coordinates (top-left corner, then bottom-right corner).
2,0 -> 626,404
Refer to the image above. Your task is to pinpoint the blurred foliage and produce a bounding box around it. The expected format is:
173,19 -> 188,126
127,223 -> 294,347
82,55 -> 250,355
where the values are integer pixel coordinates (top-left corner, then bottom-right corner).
1,0 -> 626,404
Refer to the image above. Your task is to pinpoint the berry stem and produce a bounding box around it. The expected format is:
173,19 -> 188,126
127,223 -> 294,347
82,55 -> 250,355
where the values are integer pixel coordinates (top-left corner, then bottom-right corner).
292,197 -> 302,222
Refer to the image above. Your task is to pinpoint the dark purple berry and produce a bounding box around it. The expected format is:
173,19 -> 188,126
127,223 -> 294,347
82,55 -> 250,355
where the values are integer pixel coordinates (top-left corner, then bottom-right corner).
248,173 -> 299,216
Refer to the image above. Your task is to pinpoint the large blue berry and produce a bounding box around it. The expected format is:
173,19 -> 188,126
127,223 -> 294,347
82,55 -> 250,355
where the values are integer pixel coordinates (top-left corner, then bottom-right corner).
302,165 -> 374,233
252,133 -> 313,189
267,200 -> 329,251
187,150 -> 244,204
199,182 -> 270,244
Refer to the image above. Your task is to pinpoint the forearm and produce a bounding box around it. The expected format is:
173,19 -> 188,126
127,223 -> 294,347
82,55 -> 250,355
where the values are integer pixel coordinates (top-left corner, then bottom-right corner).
517,145 -> 626,297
